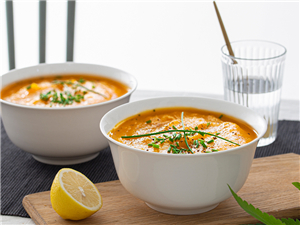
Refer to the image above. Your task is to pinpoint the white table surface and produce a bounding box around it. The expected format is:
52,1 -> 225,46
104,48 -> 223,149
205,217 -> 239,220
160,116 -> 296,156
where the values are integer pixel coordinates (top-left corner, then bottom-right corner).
1,90 -> 299,225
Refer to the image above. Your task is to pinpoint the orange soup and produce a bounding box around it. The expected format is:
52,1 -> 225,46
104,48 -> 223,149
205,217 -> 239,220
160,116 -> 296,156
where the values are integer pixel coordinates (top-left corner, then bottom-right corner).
108,107 -> 257,154
1,74 -> 129,107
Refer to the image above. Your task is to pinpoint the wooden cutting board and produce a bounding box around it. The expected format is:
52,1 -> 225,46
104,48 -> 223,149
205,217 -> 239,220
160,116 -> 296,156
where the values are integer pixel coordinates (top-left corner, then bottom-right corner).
23,153 -> 300,225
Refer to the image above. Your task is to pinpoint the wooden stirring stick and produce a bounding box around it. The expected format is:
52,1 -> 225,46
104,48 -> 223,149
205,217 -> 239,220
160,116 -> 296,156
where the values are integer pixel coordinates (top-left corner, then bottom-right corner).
213,1 -> 237,64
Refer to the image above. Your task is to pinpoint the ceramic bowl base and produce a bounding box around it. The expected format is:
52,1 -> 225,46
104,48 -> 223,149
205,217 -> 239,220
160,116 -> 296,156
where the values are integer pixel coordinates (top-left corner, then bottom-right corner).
32,152 -> 99,165
145,202 -> 219,215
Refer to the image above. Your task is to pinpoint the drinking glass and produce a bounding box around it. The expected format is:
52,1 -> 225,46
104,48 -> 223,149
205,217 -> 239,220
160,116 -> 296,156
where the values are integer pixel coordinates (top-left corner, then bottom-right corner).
221,40 -> 287,147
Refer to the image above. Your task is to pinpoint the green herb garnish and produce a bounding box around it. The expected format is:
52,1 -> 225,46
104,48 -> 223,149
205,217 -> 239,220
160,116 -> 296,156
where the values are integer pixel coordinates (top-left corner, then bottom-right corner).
175,133 -> 182,141
181,112 -> 194,154
207,139 -> 214,144
199,139 -> 207,148
148,143 -> 159,149
39,89 -> 86,106
121,112 -> 240,154
207,122 -> 211,127
78,78 -> 85,83
212,149 -> 219,152
52,80 -> 107,98
40,91 -> 51,101
195,140 -> 199,148
219,114 -> 223,119
122,129 -> 239,146
167,146 -> 172,153
27,85 -> 31,90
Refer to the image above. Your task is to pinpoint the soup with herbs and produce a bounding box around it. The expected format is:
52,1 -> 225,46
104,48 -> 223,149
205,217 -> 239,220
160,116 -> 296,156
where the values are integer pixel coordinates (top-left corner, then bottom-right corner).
1,74 -> 129,107
108,107 -> 257,154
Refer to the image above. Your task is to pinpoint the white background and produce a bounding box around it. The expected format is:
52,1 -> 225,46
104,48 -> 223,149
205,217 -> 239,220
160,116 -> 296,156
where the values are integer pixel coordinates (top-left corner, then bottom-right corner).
1,1 -> 299,101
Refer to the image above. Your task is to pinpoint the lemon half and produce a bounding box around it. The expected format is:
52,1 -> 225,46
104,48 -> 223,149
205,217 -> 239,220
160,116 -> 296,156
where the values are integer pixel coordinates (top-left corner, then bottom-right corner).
50,168 -> 102,220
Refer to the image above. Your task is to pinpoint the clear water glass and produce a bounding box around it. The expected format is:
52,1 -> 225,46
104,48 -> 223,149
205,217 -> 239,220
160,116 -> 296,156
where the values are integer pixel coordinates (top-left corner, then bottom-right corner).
221,40 -> 287,147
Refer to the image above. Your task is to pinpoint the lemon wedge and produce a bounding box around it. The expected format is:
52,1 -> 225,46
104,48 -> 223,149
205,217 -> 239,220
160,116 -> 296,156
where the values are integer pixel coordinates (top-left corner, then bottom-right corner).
50,168 -> 102,220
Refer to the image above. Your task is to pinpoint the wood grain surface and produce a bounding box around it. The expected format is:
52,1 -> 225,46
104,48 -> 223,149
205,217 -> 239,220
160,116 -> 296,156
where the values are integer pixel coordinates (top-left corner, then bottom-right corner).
23,153 -> 300,225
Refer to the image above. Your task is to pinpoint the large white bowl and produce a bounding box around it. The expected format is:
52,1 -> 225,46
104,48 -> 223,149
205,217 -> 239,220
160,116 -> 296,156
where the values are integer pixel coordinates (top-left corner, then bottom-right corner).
100,97 -> 267,215
0,63 -> 137,165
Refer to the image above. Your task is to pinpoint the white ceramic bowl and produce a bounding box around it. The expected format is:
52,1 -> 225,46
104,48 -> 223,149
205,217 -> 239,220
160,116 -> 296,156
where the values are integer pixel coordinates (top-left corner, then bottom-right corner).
100,97 -> 267,215
0,63 -> 137,165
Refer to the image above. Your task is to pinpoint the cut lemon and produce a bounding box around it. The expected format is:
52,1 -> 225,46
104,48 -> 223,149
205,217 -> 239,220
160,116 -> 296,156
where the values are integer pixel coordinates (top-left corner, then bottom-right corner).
50,168 -> 102,220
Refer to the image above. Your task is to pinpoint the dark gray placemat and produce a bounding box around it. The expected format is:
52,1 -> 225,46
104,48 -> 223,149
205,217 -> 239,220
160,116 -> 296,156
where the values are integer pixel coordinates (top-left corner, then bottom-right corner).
1,120 -> 299,217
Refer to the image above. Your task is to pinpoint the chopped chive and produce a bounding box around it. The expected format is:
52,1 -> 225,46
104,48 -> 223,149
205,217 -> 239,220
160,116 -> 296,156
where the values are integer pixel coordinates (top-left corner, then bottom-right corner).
176,142 -> 179,147
174,133 -> 180,141
52,80 -> 107,98
205,150 -> 212,153
212,149 -> 219,152
146,120 -> 152,124
196,140 -> 199,148
152,144 -> 159,149
207,122 -> 211,127
148,143 -> 153,146
26,85 -> 31,90
219,114 -> 223,119
121,123 -> 240,147
181,112 -> 194,154
78,78 -> 85,83
92,85 -> 95,89
172,125 -> 177,130
168,146 -> 171,153
199,139 -> 207,148
216,132 -> 220,135
193,140 -> 196,145
195,126 -> 198,130
207,139 -> 214,144
122,129 -> 240,146
177,133 -> 182,140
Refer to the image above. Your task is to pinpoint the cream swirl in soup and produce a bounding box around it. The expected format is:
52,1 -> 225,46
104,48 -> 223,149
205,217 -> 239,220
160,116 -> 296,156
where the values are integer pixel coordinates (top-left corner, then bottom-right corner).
1,74 -> 129,107
108,107 -> 257,154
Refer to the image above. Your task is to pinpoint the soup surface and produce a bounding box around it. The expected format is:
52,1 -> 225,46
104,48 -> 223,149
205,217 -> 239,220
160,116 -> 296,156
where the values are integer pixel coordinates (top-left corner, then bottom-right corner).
1,74 -> 129,107
108,107 -> 257,154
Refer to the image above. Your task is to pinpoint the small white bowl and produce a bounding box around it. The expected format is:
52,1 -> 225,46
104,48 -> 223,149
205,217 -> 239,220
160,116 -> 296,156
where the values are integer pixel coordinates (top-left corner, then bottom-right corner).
0,63 -> 137,165
100,97 -> 267,215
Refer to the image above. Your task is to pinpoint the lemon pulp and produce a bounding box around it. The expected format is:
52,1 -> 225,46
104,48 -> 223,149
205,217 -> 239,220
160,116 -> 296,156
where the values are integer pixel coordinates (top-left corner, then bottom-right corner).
50,168 -> 102,220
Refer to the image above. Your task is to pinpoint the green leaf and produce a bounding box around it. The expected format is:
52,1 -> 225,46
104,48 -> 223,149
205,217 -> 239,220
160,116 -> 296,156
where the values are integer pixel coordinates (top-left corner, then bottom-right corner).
292,182 -> 300,191
281,218 -> 300,225
228,185 -> 285,225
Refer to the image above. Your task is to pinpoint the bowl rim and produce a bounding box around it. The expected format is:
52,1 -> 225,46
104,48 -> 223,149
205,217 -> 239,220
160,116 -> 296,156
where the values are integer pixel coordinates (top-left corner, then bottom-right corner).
0,62 -> 138,111
100,96 -> 267,157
